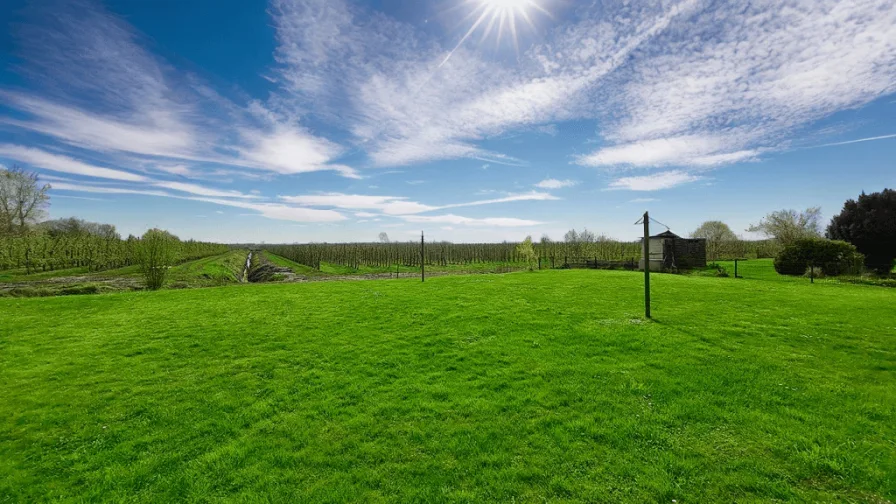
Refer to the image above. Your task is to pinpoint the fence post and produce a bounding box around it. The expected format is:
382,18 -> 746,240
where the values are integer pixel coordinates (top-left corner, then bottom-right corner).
735,259 -> 738,279
538,257 -> 542,270
421,231 -> 425,283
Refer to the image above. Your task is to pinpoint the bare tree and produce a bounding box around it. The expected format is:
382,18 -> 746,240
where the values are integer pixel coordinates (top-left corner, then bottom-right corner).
378,232 -> 390,243
691,220 -> 738,260
0,166 -> 51,236
40,217 -> 120,240
748,207 -> 822,246
579,228 -> 596,243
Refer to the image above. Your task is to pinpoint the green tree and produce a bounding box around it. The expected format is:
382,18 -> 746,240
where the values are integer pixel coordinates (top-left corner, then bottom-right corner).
137,229 -> 181,290
691,220 -> 738,260
747,207 -> 822,246
827,189 -> 896,274
516,235 -> 538,271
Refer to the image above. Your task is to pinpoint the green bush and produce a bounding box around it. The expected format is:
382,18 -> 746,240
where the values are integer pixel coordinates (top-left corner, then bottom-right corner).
137,229 -> 181,290
774,239 -> 864,277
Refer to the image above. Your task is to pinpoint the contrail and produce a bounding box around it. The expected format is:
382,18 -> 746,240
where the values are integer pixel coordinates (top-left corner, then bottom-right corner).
814,133 -> 896,148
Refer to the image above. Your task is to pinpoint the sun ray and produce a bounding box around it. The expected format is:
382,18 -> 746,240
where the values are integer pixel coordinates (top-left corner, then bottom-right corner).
443,0 -> 551,63
509,11 -> 519,55
440,6 -> 494,67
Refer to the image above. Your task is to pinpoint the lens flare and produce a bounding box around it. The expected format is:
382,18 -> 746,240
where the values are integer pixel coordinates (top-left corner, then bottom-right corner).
440,0 -> 551,67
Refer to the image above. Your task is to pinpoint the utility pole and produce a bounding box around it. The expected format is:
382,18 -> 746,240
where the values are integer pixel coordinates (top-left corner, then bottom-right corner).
643,211 -> 651,319
421,230 -> 425,283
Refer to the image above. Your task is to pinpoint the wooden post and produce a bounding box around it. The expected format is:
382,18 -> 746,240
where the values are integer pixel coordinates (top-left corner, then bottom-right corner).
643,211 -> 651,319
810,265 -> 814,284
421,231 -> 425,283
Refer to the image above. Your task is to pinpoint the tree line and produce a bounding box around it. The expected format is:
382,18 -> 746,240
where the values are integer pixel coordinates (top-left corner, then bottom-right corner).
692,188 -> 895,275
0,166 -> 229,288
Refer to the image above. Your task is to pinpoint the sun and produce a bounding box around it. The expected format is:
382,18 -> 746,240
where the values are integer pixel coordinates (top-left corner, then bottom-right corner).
440,0 -> 551,66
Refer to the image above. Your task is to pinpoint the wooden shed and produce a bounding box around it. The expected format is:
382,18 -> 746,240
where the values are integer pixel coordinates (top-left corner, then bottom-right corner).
639,230 -> 707,271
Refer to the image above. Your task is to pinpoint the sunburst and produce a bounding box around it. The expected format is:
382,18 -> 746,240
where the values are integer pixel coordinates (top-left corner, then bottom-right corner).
440,0 -> 552,67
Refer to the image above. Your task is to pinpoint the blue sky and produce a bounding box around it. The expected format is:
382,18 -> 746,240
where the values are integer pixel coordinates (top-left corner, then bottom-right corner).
0,0 -> 894,243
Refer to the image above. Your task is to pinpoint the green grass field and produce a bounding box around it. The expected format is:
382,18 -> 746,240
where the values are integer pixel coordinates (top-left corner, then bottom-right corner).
1,263 -> 894,502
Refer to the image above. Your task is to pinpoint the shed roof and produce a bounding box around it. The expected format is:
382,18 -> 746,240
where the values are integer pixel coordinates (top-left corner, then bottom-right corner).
650,230 -> 681,239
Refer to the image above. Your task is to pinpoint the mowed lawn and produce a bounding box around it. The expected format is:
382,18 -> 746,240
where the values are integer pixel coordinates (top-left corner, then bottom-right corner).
1,268 -> 894,502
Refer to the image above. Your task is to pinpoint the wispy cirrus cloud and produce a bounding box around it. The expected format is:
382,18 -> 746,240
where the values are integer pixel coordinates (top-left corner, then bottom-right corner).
399,214 -> 542,227
279,191 -> 557,215
534,178 -> 577,189
152,181 -> 259,199
607,171 -> 703,192
268,0 -> 896,188
270,0 -> 700,167
2,0 -> 358,181
580,0 -> 896,184
578,136 -> 760,169
0,145 -> 262,199
4,0 -> 896,235
0,144 -> 147,182
49,181 -> 346,223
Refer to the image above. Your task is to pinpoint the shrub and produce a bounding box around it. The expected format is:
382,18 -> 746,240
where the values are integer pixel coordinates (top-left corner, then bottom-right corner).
774,239 -> 864,277
137,229 -> 181,290
516,236 -> 538,271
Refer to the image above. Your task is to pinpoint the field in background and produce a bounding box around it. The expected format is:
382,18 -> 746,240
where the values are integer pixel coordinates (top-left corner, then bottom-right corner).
0,249 -> 252,297
261,239 -> 781,273
2,264 -> 894,502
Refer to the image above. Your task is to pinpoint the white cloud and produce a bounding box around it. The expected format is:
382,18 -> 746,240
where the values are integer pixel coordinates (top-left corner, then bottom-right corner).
0,144 -> 147,182
1,93 -> 195,158
608,171 -> 703,191
236,126 -> 358,177
280,194 -> 436,215
271,0 -> 699,167
2,2 -> 357,181
629,198 -> 659,203
0,145 -> 263,199
201,200 -> 346,223
279,191 -> 557,215
49,181 -> 346,223
153,164 -> 193,176
580,0 -> 896,171
153,181 -> 258,199
400,214 -> 542,227
439,191 -> 558,210
534,178 -> 577,189
4,0 -> 896,230
578,135 -> 759,168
